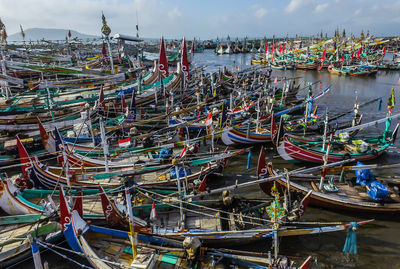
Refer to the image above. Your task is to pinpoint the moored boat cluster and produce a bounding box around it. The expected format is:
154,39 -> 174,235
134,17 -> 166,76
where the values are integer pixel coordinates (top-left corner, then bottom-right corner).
0,16 -> 399,269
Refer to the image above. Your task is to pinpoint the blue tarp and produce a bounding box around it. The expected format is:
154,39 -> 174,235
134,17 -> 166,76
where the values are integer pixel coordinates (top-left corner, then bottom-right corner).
169,167 -> 191,179
355,162 -> 388,201
355,162 -> 375,185
158,148 -> 172,159
367,181 -> 389,201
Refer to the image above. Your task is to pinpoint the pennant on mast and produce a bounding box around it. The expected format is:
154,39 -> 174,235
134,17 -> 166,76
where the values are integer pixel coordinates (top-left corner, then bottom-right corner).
181,37 -> 189,88
159,36 -> 169,78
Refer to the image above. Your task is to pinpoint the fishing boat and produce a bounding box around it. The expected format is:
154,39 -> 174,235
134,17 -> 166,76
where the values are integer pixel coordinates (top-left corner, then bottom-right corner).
277,130 -> 394,164
58,187 -> 295,268
0,221 -> 62,268
259,155 -> 400,215
328,64 -> 378,76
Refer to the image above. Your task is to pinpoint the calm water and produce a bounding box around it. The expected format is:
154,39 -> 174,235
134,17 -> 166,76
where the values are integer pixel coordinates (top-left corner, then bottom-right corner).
17,50 -> 400,268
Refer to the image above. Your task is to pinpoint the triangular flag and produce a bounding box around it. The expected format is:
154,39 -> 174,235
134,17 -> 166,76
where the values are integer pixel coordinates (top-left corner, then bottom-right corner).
181,37 -> 189,88
99,85 -> 106,110
150,201 -> 158,221
159,36 -> 169,78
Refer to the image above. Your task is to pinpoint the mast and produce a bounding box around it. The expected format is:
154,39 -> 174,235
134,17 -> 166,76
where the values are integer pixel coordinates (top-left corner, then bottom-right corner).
101,12 -> 115,74
99,117 -> 110,172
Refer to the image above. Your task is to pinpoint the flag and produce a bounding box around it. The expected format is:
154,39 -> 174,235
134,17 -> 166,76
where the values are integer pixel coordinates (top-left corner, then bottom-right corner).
118,138 -> 131,148
205,112 -> 213,126
179,147 -> 187,158
340,53 -> 345,66
191,39 -> 195,54
99,85 -> 106,110
356,47 -> 362,59
382,46 -> 387,57
350,51 -> 354,62
181,37 -> 189,88
264,42 -> 268,58
197,175 -> 207,192
274,77 -> 278,84
150,201 -> 158,221
159,36 -> 169,78
121,94 -> 127,112
16,136 -> 31,179
321,49 -> 326,65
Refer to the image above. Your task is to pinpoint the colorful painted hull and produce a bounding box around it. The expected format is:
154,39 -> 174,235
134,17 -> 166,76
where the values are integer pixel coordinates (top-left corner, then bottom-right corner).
277,136 -> 389,163
260,163 -> 400,214
222,127 -> 273,145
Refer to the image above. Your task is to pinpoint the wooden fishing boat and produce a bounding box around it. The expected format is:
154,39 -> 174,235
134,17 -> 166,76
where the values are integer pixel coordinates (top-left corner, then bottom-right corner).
58,187 -> 280,269
277,133 -> 392,164
222,122 -> 276,145
295,61 -> 318,70
328,65 -> 378,76
259,160 -> 400,215
0,221 -> 62,268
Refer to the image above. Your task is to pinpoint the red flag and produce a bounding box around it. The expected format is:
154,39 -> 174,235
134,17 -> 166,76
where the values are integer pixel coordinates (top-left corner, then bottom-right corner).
191,40 -> 195,54
272,41 -> 276,61
73,191 -> 83,218
16,136 -> 31,179
264,42 -> 268,58
121,94 -> 127,112
350,51 -> 354,62
382,46 -> 387,57
99,85 -> 106,110
179,147 -> 187,158
340,53 -> 345,66
197,175 -> 207,192
150,201 -> 158,221
181,37 -> 189,88
274,77 -> 278,84
257,146 -> 266,179
321,49 -> 326,65
118,138 -> 131,148
159,36 -> 169,78
204,112 -> 213,126
59,187 -> 71,232
279,44 -> 282,53
356,47 -> 362,59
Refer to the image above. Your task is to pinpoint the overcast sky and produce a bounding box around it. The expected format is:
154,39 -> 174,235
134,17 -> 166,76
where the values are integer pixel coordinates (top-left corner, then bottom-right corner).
1,0 -> 399,39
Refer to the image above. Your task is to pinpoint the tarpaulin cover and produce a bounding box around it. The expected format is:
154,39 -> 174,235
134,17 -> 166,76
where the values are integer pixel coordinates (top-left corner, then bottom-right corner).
169,167 -> 191,179
367,180 -> 389,201
355,161 -> 375,185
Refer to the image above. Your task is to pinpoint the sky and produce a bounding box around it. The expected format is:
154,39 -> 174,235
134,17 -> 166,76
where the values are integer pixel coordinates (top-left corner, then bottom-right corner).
1,0 -> 400,40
